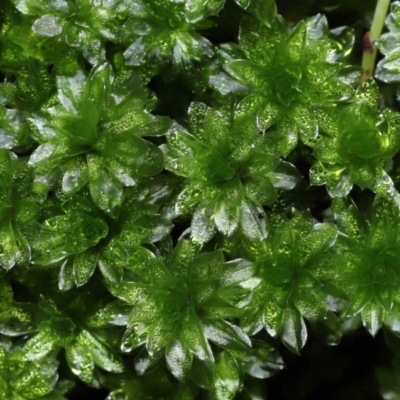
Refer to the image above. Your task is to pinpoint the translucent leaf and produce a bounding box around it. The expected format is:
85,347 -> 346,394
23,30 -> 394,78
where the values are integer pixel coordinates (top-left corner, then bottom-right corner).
181,315 -> 214,363
185,0 -> 224,23
169,238 -> 197,279
212,351 -> 241,400
240,199 -> 268,241
233,0 -> 250,9
190,356 -> 214,390
73,249 -> 99,287
361,300 -> 384,337
11,358 -> 58,398
32,15 -> 64,37
306,14 -> 329,43
214,200 -> 241,237
329,25 -> 355,61
62,156 -> 89,194
191,204 -> 216,244
249,0 -> 277,27
243,176 -> 277,206
56,71 -> 86,111
134,347 -> 162,376
204,320 -> 251,351
286,21 -> 307,62
281,306 -> 307,354
29,144 -> 55,166
292,290 -> 326,322
227,60 -> 268,90
23,330 -> 56,361
376,33 -> 400,56
124,38 -> 145,66
214,179 -> 243,236
14,200 -> 40,224
239,339 -> 285,379
80,330 -> 124,373
262,299 -> 284,338
343,289 -> 371,318
90,300 -> 131,327
66,340 -> 94,384
298,223 -> 338,265
310,311 -> 342,346
384,311 -> 400,336
109,282 -> 149,305
87,154 -> 123,216
98,247 -> 124,285
269,161 -> 302,190
121,324 -> 147,353
147,320 -> 169,357
165,339 -> 193,382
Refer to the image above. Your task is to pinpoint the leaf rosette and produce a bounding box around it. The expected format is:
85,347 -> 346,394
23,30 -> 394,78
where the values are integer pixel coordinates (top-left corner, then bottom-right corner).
21,294 -> 124,386
0,150 -> 40,273
32,184 -> 172,289
14,0 -> 130,65
105,236 -> 254,385
28,62 -> 171,216
329,196 -> 400,338
163,101 -> 300,243
241,212 -> 338,354
310,80 -> 400,197
121,0 -> 224,74
0,337 -> 73,399
226,14 -> 354,146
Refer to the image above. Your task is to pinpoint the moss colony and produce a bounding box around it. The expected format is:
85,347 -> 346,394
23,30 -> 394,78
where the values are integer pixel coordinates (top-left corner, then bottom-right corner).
2,0 -> 400,399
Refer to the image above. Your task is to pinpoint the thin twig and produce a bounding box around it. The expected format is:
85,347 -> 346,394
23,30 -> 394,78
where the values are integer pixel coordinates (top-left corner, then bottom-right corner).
360,0 -> 391,83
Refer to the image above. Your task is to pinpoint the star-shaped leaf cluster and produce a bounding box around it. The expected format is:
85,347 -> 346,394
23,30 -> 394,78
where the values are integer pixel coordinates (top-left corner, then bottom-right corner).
240,212 -> 338,354
0,337 -> 73,399
32,183 -> 172,289
28,62 -> 171,216
13,0 -> 130,65
163,101 -> 300,243
0,150 -> 40,272
121,0 -> 226,76
21,291 -> 124,386
328,196 -> 400,338
310,80 -> 400,197
105,236 -> 254,384
226,14 -> 354,146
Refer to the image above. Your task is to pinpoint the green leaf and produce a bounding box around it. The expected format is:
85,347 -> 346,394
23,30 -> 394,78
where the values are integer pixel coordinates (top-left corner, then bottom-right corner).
292,290 -> 326,322
212,351 -> 242,400
237,339 -> 284,379
240,199 -> 268,241
98,245 -> 124,285
191,204 -> 216,244
309,311 -> 343,346
80,330 -> 124,373
181,314 -> 214,363
73,249 -> 99,287
165,339 -> 193,382
66,339 -> 94,384
190,356 -> 214,391
281,306 -> 307,354
361,300 -> 384,337
248,0 -> 277,27
58,258 -> 75,291
204,320 -> 251,351
23,330 -> 57,360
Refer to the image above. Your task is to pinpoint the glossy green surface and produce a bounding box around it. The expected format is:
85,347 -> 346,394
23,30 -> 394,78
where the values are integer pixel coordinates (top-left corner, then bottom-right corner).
1,0 -> 400,398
